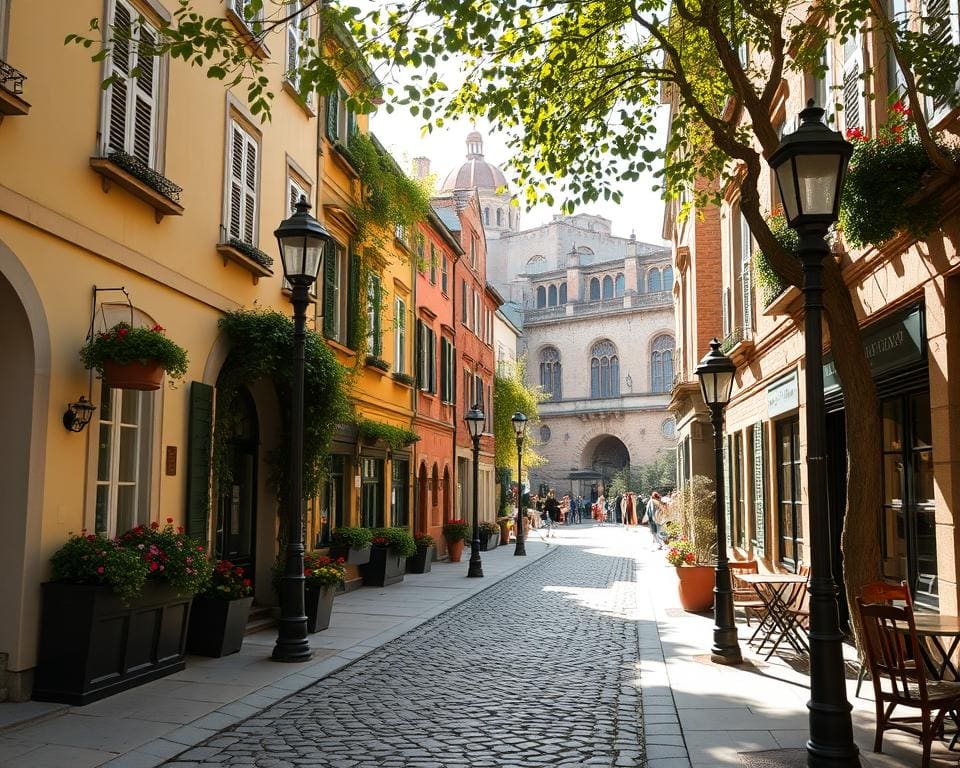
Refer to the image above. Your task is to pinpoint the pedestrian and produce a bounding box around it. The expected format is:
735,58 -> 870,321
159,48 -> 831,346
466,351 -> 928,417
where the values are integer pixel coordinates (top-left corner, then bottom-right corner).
545,490 -> 561,523
646,491 -> 662,548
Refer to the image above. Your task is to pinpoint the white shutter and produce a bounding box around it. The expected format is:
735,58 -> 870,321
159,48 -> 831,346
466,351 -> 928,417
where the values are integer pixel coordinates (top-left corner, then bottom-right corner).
288,177 -> 307,215
287,15 -> 300,89
242,133 -> 258,244
228,124 -> 245,240
132,25 -> 156,165
923,0 -> 960,117
841,32 -> 864,131
104,0 -> 133,155
740,214 -> 753,335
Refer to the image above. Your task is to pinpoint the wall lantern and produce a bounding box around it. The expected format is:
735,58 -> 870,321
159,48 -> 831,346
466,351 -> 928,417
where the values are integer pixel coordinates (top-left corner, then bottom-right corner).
63,396 -> 96,432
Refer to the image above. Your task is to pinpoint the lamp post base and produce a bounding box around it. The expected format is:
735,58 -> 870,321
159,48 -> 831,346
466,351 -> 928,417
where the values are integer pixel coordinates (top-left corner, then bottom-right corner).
710,646 -> 743,666
514,540 -> 526,556
467,537 -> 484,578
271,636 -> 312,663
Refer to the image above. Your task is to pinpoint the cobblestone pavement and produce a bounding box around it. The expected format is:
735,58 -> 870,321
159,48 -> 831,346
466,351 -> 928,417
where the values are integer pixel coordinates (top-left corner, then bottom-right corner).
166,540 -> 645,768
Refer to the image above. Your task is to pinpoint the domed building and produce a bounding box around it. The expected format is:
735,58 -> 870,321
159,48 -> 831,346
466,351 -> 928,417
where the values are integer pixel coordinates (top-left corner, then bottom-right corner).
440,131 -> 519,238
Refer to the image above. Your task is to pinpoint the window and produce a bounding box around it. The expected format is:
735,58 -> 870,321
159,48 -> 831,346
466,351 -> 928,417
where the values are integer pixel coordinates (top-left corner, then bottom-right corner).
325,86 -> 356,143
473,292 -> 480,333
101,0 -> 162,167
225,120 -> 259,246
663,267 -> 674,292
429,243 -> 437,284
95,385 -> 154,536
842,31 -> 865,132
322,241 -> 345,342
589,278 -> 601,301
661,418 -> 676,438
361,457 -> 384,528
441,256 -> 448,294
391,459 -> 409,527
602,275 -> 613,300
394,297 -> 406,373
738,215 -> 753,334
922,0 -> 960,118
367,275 -> 382,357
229,0 -> 263,31
470,236 -> 477,268
886,0 -> 908,101
417,320 -> 436,393
496,208 -> 502,226
540,425 -> 551,443
651,334 -> 675,393
590,340 -> 619,398
649,268 -> 662,292
317,455 -> 344,546
776,417 -> 804,571
546,285 -> 557,307
282,174 -> 316,295
536,286 -> 546,308
440,337 -> 456,403
463,369 -> 471,411
559,283 -> 568,304
285,3 -> 311,104
484,207 -> 490,225
614,274 -> 625,297
461,280 -> 468,323
417,234 -> 425,272
811,41 -> 836,123
539,346 -> 562,400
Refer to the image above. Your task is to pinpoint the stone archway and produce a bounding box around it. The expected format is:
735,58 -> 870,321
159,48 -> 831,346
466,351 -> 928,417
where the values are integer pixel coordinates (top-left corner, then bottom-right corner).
581,434 -> 630,493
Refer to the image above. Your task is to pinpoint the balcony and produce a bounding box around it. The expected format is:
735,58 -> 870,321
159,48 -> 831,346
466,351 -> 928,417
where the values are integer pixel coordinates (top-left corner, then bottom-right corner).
90,151 -> 184,222
524,291 -> 673,324
0,59 -> 30,116
539,390 -> 671,420
721,327 -> 755,365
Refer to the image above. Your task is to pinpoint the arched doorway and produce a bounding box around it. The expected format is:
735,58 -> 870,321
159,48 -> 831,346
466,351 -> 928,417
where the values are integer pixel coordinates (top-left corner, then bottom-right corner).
443,466 -> 451,523
583,434 -> 630,494
214,386 -> 258,588
431,464 -> 439,524
416,463 -> 428,531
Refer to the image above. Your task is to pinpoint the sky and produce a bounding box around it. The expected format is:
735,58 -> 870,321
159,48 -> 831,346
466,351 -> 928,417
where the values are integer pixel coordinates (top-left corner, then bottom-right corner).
369,109 -> 672,247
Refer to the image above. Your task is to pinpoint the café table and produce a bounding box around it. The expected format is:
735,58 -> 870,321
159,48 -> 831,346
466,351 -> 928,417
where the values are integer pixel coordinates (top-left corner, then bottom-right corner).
735,572 -> 809,659
913,613 -> 960,682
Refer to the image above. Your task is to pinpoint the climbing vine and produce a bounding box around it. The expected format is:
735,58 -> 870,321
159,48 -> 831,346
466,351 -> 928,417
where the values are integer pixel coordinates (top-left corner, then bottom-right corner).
215,309 -> 354,503
752,211 -> 796,307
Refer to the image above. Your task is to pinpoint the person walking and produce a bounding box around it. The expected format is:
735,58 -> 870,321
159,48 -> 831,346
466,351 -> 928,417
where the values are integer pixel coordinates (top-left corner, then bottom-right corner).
646,491 -> 662,548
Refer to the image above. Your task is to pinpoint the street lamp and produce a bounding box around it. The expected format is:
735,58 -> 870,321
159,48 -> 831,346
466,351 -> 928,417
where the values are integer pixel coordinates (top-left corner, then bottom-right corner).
272,197 -> 333,663
695,339 -> 741,666
769,100 -> 857,767
511,411 -> 528,556
464,405 -> 485,578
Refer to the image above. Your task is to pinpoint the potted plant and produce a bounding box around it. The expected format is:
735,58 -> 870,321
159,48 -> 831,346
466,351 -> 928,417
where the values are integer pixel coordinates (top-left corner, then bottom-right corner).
34,520 -> 211,705
303,552 -> 345,632
186,559 -> 253,657
478,521 -> 500,551
667,476 -> 717,613
442,519 -> 469,563
329,526 -> 374,566
406,532 -> 435,574
80,322 -> 189,391
497,516 -> 513,545
363,527 -> 416,587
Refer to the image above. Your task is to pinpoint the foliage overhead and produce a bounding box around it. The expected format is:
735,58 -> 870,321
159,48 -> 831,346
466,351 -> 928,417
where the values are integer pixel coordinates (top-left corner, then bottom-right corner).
492,357 -> 547,472
752,212 -> 795,307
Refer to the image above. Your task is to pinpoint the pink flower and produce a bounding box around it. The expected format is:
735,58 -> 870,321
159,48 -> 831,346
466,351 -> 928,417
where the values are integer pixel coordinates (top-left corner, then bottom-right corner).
96,566 -> 105,574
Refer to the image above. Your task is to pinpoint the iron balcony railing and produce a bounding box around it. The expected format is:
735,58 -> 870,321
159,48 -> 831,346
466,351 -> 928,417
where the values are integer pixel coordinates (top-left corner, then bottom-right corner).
0,59 -> 25,96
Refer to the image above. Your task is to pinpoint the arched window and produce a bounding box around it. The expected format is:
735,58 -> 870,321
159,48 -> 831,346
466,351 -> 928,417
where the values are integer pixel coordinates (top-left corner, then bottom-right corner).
663,266 -> 674,291
484,207 -> 490,225
539,346 -> 562,400
525,254 -> 546,274
589,278 -> 601,301
536,286 -> 546,308
547,284 -> 558,306
496,208 -> 503,226
649,268 -> 662,292
651,334 -> 675,393
638,271 -> 646,293
614,273 -> 625,297
559,283 -> 568,305
590,340 -> 619,398
602,275 -> 613,299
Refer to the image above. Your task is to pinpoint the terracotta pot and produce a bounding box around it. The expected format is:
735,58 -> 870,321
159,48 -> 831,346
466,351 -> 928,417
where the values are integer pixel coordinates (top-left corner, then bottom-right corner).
676,565 -> 715,612
447,538 -> 464,562
102,359 -> 164,391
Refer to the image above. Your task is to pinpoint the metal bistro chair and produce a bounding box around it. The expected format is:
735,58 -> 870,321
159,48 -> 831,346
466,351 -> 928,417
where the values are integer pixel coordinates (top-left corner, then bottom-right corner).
728,560 -> 765,627
857,596 -> 960,768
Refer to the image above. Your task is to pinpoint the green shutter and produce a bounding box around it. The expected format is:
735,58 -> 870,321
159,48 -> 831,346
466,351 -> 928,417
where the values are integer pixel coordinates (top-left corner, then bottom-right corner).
753,422 -> 766,552
372,277 -> 383,357
186,381 -> 214,546
323,241 -> 336,338
346,249 -> 360,349
429,329 -> 437,393
414,320 -> 423,389
440,338 -> 448,401
326,91 -> 339,139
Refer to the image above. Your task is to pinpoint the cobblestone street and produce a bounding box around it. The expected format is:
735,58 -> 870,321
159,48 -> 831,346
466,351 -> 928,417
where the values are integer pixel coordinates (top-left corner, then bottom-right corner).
167,533 -> 645,768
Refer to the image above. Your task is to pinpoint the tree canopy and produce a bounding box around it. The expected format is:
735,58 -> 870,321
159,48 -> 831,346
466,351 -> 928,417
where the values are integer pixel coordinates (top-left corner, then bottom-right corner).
492,357 -> 547,473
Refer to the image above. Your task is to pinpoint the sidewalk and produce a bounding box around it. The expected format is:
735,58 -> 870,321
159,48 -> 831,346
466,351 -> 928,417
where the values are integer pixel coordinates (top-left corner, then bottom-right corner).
0,538 -> 553,768
633,533 -> 959,768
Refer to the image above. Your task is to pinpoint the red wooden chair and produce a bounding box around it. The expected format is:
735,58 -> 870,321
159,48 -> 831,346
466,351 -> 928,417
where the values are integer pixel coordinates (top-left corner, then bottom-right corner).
728,560 -> 764,627
857,597 -> 960,768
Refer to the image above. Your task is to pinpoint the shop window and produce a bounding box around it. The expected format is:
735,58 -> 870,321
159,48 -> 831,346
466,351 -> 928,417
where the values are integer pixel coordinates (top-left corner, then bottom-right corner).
776,417 -> 804,571
361,457 -> 384,528
391,459 -> 409,527
317,455 -> 344,546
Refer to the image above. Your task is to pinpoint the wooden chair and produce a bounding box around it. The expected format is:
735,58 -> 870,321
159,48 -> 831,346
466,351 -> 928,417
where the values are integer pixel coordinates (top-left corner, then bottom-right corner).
728,560 -> 764,626
856,581 -> 912,697
784,564 -> 811,631
857,597 -> 960,768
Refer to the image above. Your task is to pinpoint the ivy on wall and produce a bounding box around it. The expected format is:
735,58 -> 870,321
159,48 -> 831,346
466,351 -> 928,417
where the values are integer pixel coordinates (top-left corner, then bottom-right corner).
356,418 -> 420,451
752,211 -> 795,307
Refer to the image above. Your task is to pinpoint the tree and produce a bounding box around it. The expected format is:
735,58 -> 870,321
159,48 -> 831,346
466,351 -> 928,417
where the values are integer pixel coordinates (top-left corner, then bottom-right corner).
608,451 -> 677,497
69,0 -> 960,642
492,357 -> 547,477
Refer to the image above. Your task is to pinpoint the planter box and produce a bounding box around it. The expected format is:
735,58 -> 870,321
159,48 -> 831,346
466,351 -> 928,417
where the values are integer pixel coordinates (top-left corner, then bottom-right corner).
306,585 -> 335,633
406,546 -> 434,574
329,544 -> 371,566
34,580 -> 192,705
102,359 -> 164,391
361,547 -> 405,587
186,596 -> 253,657
479,531 -> 500,551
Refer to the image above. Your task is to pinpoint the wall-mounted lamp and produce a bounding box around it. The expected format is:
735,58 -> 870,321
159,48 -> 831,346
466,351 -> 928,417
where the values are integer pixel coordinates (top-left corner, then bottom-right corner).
63,397 -> 96,433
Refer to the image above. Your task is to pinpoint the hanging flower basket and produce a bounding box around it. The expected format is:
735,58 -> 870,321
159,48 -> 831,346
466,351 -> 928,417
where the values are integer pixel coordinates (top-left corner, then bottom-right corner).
80,323 -> 189,390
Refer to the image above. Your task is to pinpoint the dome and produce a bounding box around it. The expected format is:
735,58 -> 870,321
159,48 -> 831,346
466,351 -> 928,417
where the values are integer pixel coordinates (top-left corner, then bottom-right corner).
440,132 -> 509,192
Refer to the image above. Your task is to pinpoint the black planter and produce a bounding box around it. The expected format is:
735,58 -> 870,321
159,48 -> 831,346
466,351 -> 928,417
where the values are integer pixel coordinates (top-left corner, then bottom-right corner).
329,544 -> 372,566
305,585 -> 335,632
34,580 -> 193,705
361,547 -> 405,587
479,531 -> 500,551
185,596 -> 253,657
406,545 -> 434,574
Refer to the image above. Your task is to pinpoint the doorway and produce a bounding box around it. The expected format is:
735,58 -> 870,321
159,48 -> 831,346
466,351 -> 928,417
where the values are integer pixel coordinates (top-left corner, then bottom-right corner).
215,387 -> 258,586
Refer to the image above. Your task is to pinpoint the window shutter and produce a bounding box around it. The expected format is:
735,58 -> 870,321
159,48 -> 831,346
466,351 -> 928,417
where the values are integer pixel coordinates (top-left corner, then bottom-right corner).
429,328 -> 437,393
287,18 -> 299,87
242,134 -> 257,244
326,90 -> 339,139
105,1 -> 132,155
132,24 -> 156,165
346,250 -> 360,349
924,0 -> 958,115
372,279 -> 383,357
415,320 -> 423,389
842,34 -> 863,131
742,263 -> 753,334
721,287 -> 731,337
440,339 -> 448,401
753,422 -> 766,552
323,242 -> 336,338
288,177 -> 306,215
228,125 -> 245,240
186,382 -> 214,546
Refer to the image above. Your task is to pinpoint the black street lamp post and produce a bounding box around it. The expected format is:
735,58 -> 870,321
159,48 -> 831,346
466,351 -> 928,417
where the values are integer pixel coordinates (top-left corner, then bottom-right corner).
465,406 -> 485,578
695,339 -> 741,666
511,411 -> 528,556
272,197 -> 333,663
770,100 -> 857,767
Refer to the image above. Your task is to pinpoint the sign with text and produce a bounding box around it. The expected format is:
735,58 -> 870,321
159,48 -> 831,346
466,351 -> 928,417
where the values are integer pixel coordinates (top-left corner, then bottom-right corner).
766,371 -> 799,418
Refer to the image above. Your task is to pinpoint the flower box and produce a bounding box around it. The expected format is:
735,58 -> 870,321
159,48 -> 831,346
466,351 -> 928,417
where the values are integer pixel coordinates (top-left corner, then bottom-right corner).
361,546 -> 405,587
306,585 -> 335,632
478,531 -> 500,551
186,595 -> 253,657
328,544 -> 371,566
406,545 -> 434,574
33,580 -> 192,705
102,359 -> 165,391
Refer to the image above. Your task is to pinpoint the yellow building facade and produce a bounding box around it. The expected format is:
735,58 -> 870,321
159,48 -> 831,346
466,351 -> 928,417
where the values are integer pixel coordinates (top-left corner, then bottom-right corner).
0,0 -> 414,698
